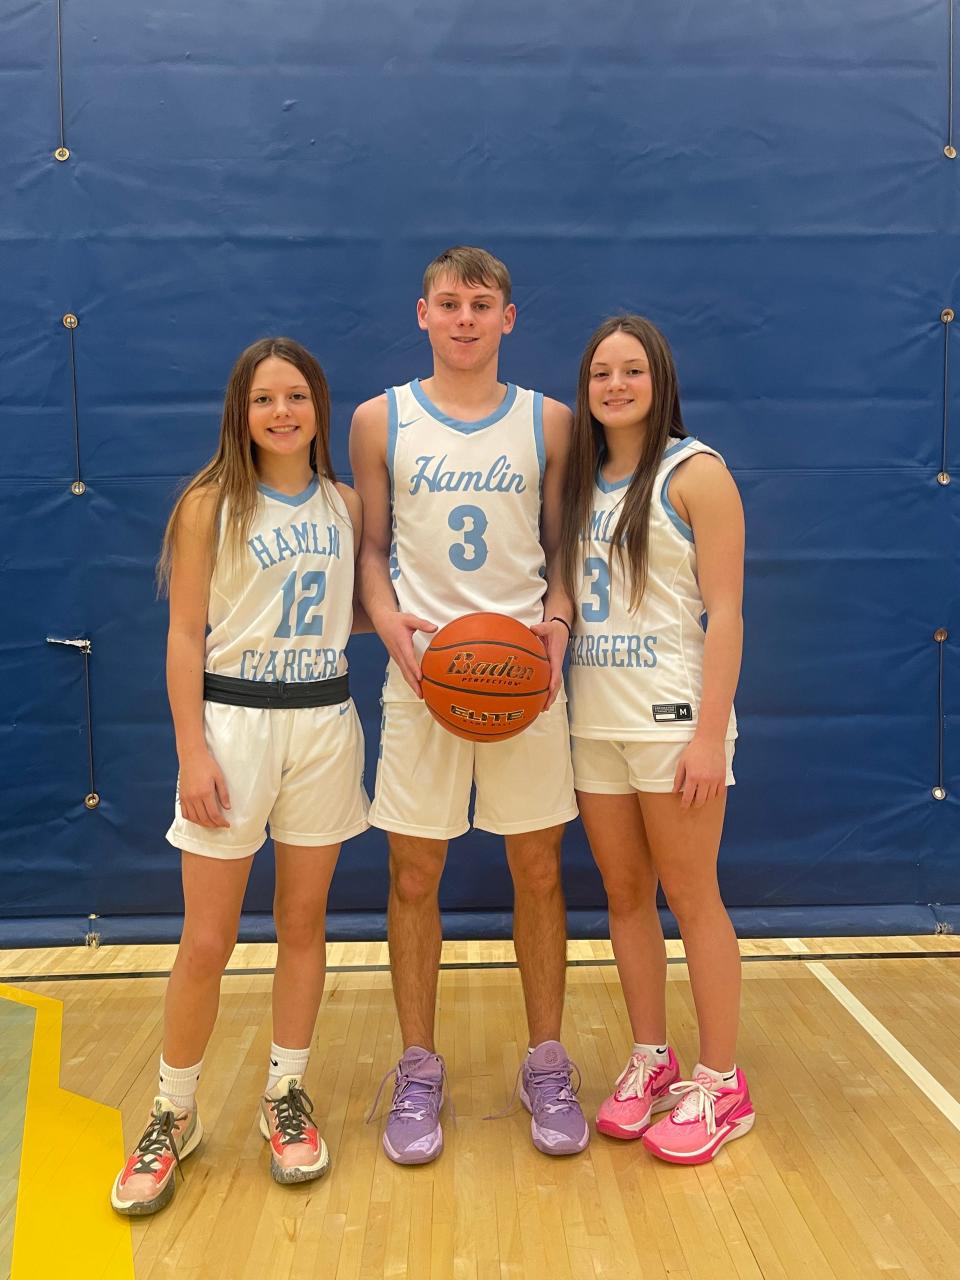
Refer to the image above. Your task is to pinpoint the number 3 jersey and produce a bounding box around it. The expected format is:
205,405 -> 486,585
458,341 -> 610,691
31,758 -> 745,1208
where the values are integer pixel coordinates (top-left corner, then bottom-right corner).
385,378 -> 547,701
568,437 -> 738,742
205,476 -> 354,683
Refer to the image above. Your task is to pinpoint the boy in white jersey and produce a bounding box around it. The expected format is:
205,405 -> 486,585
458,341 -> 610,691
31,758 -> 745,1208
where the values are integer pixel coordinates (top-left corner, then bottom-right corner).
350,247 -> 587,1162
560,315 -> 754,1165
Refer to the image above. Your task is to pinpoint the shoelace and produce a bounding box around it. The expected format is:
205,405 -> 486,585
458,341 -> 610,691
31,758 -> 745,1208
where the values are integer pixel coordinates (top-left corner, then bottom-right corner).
614,1054 -> 651,1101
666,1078 -> 720,1135
488,1058 -> 582,1120
366,1059 -> 450,1125
267,1084 -> 315,1147
130,1108 -> 186,1179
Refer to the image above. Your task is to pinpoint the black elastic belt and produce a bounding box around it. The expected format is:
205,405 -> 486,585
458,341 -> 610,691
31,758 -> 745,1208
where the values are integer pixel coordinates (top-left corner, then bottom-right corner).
203,671 -> 349,709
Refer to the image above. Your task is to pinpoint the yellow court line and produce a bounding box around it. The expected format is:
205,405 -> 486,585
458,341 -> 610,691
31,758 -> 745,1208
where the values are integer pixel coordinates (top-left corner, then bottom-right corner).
2,984 -> 135,1280
780,939 -> 960,1132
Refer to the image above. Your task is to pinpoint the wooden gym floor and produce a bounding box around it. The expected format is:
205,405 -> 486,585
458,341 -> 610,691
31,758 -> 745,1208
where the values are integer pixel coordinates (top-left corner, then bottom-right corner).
2,935 -> 960,1280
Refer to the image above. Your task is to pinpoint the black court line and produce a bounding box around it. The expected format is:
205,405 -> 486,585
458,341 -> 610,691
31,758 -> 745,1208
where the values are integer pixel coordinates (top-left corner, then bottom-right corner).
2,949 -> 959,985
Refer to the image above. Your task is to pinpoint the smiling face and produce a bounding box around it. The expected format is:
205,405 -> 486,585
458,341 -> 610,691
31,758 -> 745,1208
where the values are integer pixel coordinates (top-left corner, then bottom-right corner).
246,356 -> 318,461
416,272 -> 516,372
587,329 -> 654,433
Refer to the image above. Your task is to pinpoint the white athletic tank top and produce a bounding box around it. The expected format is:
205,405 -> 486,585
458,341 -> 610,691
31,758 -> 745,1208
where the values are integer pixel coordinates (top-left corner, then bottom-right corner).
384,378 -> 546,700
205,476 -> 354,683
567,437 -> 738,741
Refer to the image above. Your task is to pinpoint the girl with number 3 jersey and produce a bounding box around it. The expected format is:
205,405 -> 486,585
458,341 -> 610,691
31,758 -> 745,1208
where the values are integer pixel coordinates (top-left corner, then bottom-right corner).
111,338 -> 369,1215
560,316 -> 755,1164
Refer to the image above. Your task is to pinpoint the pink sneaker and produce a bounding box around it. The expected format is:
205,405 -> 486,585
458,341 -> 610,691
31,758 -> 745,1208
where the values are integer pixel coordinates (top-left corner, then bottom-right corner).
641,1066 -> 755,1164
596,1047 -> 680,1140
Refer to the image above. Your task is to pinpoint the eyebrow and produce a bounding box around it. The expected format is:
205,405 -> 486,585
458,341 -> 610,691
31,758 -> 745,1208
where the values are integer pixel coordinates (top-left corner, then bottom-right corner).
250,384 -> 310,392
434,291 -> 496,301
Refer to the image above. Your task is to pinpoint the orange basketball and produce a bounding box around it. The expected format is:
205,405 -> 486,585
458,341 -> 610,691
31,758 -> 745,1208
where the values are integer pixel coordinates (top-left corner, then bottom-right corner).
420,612 -> 551,742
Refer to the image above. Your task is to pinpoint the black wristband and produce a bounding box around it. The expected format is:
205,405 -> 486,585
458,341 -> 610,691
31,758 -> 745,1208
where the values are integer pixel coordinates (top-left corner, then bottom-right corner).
550,615 -> 573,641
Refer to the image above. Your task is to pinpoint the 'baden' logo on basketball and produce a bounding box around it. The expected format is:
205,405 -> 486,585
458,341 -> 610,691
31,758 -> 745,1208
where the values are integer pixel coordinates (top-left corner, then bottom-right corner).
446,650 -> 535,686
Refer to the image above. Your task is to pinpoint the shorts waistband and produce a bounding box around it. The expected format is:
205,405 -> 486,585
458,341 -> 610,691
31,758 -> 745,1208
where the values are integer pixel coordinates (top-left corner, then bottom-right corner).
203,671 -> 350,709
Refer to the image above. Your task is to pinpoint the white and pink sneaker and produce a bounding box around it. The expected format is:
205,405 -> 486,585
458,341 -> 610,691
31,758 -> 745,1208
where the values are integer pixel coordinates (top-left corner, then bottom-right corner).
641,1065 -> 755,1164
596,1047 -> 680,1140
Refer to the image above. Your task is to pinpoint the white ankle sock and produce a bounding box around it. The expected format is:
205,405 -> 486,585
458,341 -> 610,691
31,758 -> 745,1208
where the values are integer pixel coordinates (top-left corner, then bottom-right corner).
695,1061 -> 737,1086
158,1056 -> 202,1111
632,1042 -> 669,1063
266,1042 -> 310,1093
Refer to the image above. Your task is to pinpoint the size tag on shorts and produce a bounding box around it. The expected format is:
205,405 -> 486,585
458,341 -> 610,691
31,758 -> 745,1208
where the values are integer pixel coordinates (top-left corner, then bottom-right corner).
651,703 -> 693,723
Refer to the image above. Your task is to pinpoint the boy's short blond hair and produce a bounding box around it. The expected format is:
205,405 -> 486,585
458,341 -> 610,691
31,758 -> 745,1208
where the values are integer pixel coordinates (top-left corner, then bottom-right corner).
422,245 -> 512,305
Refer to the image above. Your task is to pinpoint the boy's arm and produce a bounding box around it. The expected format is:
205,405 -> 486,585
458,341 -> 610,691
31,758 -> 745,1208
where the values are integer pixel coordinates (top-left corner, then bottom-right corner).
348,397 -> 436,694
532,396 -> 574,705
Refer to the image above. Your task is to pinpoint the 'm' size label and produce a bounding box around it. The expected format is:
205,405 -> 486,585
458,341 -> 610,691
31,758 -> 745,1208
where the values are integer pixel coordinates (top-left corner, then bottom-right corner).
651,703 -> 693,723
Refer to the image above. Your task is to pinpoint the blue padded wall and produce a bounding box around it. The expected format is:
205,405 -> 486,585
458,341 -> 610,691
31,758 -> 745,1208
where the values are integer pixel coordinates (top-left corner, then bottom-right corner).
1,0 -> 957,940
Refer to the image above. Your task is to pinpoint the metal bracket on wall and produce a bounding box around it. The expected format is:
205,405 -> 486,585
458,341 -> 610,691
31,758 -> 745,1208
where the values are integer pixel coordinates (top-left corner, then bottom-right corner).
53,0 -> 70,161
45,637 -> 100,809
85,914 -> 101,948
61,313 -> 86,495
933,629 -> 948,800
939,308 -> 954,485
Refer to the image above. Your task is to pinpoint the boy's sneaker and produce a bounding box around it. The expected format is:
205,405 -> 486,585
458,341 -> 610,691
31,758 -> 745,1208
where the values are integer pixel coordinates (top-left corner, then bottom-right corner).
373,1046 -> 447,1165
520,1041 -> 589,1156
641,1066 -> 755,1164
596,1046 -> 680,1140
110,1097 -> 203,1216
259,1075 -> 330,1184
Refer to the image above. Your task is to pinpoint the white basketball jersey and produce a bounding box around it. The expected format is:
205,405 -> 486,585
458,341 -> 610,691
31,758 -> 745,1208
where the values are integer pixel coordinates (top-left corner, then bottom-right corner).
567,437 -> 738,741
205,476 -> 354,683
385,378 -> 546,700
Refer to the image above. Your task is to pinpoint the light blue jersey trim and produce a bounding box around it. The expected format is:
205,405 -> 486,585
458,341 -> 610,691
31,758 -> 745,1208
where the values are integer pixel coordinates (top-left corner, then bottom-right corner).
386,386 -> 399,483
660,438 -> 698,542
533,392 -> 545,487
257,476 -> 319,507
595,467 -> 632,494
409,378 -> 518,433
660,471 -> 695,542
596,435 -> 695,495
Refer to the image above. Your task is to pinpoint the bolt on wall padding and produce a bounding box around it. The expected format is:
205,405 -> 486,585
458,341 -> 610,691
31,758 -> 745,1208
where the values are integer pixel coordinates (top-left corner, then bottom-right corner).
61,313 -> 86,495
46,637 -> 100,809
939,308 -> 954,486
947,0 -> 957,157
933,629 -> 948,801
53,0 -> 69,160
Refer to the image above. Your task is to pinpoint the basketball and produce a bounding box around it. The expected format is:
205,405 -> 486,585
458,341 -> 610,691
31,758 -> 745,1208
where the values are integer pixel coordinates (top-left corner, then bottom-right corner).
420,612 -> 551,742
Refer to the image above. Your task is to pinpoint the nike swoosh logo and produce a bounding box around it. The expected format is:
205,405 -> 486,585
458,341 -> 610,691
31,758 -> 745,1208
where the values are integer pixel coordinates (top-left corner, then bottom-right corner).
398,418 -> 419,430
339,705 -> 351,716
270,1058 -> 279,1066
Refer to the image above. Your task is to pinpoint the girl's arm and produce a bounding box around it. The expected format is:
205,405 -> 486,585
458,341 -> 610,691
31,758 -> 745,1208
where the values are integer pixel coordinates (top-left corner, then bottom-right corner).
670,454 -> 745,809
534,396 -> 575,706
335,480 -> 373,635
166,486 -> 231,828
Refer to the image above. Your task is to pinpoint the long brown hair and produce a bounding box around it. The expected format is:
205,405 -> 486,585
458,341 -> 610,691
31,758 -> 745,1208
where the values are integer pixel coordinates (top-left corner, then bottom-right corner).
560,315 -> 687,612
157,337 -> 335,594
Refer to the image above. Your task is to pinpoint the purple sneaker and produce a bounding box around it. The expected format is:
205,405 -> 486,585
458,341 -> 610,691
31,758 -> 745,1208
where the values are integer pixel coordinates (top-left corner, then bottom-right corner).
373,1046 -> 446,1165
520,1041 -> 590,1155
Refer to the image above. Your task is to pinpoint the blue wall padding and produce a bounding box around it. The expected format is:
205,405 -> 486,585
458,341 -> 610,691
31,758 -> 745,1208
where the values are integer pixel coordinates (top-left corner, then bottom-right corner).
1,0 -> 957,939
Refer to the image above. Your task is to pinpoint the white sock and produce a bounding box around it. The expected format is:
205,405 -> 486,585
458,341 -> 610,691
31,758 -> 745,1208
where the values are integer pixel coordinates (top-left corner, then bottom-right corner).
158,1056 -> 202,1111
695,1061 -> 737,1086
632,1042 -> 669,1063
266,1042 -> 310,1093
